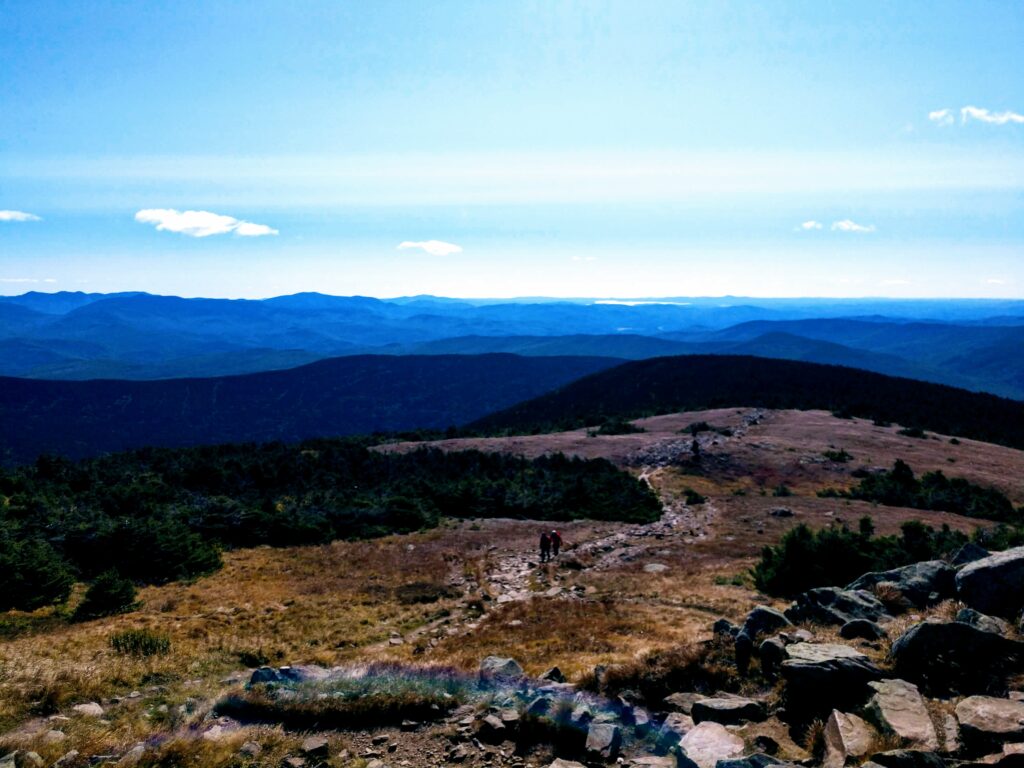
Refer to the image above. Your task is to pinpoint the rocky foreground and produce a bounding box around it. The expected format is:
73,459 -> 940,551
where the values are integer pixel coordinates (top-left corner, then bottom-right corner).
7,541 -> 1024,768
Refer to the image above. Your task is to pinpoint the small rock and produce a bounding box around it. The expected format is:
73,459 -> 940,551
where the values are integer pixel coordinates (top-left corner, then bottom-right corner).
691,696 -> 766,725
479,714 -> 507,742
42,730 -> 66,744
664,692 -> 703,714
644,563 -> 669,573
479,656 -> 525,685
300,736 -> 329,759
239,742 -> 262,757
676,721 -> 744,768
249,667 -> 279,685
539,666 -> 565,683
956,607 -> 1010,636
712,618 -> 739,638
657,712 -> 695,748
865,679 -> 938,750
867,750 -> 946,768
840,619 -> 887,641
741,605 -> 793,640
71,702 -> 104,718
282,758 -> 307,768
824,710 -> 876,767
585,722 -> 622,760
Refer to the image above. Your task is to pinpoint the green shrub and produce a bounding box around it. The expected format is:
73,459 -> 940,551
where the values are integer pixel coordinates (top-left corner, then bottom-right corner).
75,571 -> 138,620
823,449 -> 852,462
898,427 -> 926,438
591,419 -> 645,436
0,534 -> 74,612
110,628 -> 171,657
683,488 -> 706,505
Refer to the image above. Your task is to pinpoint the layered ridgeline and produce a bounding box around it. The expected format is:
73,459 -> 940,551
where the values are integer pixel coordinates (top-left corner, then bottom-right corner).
472,355 -> 1024,450
0,354 -> 618,465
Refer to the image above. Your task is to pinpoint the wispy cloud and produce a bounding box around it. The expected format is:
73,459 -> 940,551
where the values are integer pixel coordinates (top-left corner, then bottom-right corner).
0,210 -> 42,222
984,278 -> 1008,285
831,219 -> 876,233
134,209 -> 278,237
961,106 -> 1024,125
397,240 -> 463,256
928,109 -> 955,126
0,277 -> 56,283
571,255 -> 598,262
798,220 -> 823,231
881,279 -> 911,286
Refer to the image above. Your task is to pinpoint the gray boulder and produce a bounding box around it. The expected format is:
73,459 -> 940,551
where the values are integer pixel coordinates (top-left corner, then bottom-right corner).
841,619 -> 888,640
760,637 -> 787,678
479,656 -> 525,685
741,606 -> 792,640
690,697 -> 766,725
656,712 -> 694,749
664,693 -> 702,715
585,723 -> 622,760
478,714 -> 507,742
717,756 -> 788,768
248,667 -> 280,685
539,666 -> 566,683
847,561 -> 955,608
781,643 -> 883,720
891,621 -> 1024,695
957,608 -> 1010,636
864,679 -> 939,751
713,619 -> 740,638
786,588 -> 890,626
957,546 -> 1024,618
955,696 -> 1024,747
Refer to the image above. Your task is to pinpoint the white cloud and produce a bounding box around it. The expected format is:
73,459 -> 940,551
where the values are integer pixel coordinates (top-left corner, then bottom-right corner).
881,279 -> 911,286
397,240 -> 463,256
134,208 -> 277,237
831,219 -> 876,233
0,210 -> 42,222
928,108 -> 955,126
0,277 -> 55,283
571,255 -> 598,262
961,106 -> 1024,125
798,220 -> 823,230
985,278 -> 1008,285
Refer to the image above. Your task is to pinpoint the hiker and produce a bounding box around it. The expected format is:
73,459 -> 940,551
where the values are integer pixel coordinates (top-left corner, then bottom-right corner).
550,529 -> 562,557
539,531 -> 551,563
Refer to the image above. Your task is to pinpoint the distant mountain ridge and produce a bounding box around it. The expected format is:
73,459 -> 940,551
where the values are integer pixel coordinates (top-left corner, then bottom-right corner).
0,354 -> 619,465
1,291 -> 1024,398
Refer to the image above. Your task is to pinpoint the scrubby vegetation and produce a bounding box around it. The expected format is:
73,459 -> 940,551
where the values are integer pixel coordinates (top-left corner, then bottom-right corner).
820,459 -> 1023,523
0,440 -> 659,610
110,628 -> 171,657
752,518 -> 969,597
589,418 -> 645,436
74,571 -> 139,620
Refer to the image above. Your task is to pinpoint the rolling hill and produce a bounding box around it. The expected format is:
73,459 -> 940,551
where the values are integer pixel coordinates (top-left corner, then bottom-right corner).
471,355 -> 1024,450
0,354 -> 619,465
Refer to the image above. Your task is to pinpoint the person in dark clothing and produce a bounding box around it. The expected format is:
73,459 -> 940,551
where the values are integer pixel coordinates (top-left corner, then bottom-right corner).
549,530 -> 562,557
539,531 -> 551,563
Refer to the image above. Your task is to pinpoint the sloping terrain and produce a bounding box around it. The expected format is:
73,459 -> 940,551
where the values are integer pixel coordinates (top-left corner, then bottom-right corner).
473,355 -> 1024,450
0,354 -> 619,464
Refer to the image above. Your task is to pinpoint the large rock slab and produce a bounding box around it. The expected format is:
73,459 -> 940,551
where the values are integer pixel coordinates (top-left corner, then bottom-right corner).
956,696 -> 1024,747
785,588 -> 890,626
824,710 -> 877,767
781,643 -> 883,720
891,621 -> 1024,695
479,656 -> 525,685
865,679 -> 939,750
676,721 -> 745,768
957,546 -> 1024,618
848,561 -> 955,608
691,697 -> 766,725
952,542 -> 990,567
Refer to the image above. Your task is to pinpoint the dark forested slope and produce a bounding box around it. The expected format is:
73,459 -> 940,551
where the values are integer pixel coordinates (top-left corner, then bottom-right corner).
0,354 -> 619,464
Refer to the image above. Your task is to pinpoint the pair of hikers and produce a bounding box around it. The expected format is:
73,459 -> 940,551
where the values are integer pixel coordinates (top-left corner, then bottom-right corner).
539,529 -> 562,562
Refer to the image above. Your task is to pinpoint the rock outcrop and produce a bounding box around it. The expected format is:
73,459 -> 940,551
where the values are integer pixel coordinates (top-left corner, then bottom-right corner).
785,588 -> 890,626
847,561 -> 955,608
956,546 -> 1024,618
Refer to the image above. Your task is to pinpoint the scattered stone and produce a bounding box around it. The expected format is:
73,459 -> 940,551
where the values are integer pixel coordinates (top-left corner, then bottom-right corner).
527,695 -> 554,717
365,761 -> 389,768
585,722 -> 622,760
53,752 -> 79,768
957,607 -> 1010,636
840,619 -> 887,640
547,761 -> 586,768
847,561 -> 955,608
769,508 -> 794,517
479,657 -> 525,685
300,736 -> 329,759
753,735 -> 780,755
71,702 -> 104,717
717,756 -> 786,768
824,710 -> 876,768
676,721 -> 745,768
865,679 -> 939,750
785,587 -> 890,626
479,714 -> 507,742
118,744 -> 145,766
249,667 -> 279,685
664,693 -> 703,715
691,697 -> 767,725
939,713 -> 960,754
760,637 -> 787,678
956,696 -> 1024,747
741,606 -> 793,640
957,546 -> 1024,618
42,730 -> 66,744
282,758 -> 307,768
644,563 -> 669,573
890,621 -> 1024,695
628,758 -> 677,768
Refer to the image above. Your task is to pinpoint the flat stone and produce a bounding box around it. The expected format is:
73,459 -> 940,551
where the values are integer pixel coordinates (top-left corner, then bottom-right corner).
824,710 -> 876,767
956,696 -> 1024,745
300,736 -> 329,758
691,697 -> 767,725
664,692 -> 703,714
677,721 -> 745,768
782,643 -> 883,719
644,563 -> 669,573
865,679 -> 939,750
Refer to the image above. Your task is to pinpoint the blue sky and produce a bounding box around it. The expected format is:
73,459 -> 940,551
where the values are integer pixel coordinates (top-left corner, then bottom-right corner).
1,0 -> 1022,298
